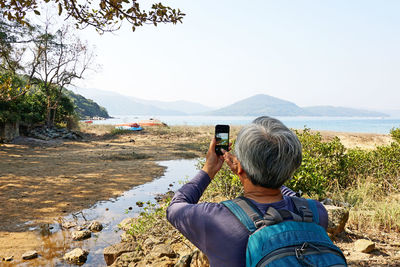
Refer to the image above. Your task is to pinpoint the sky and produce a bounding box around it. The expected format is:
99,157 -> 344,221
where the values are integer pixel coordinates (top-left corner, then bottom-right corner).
70,0 -> 400,110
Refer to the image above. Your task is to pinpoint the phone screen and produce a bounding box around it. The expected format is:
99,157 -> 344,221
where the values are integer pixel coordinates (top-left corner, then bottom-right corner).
215,125 -> 230,155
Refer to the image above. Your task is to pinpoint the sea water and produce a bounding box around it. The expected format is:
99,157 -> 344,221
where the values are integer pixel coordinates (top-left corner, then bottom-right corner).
91,115 -> 400,134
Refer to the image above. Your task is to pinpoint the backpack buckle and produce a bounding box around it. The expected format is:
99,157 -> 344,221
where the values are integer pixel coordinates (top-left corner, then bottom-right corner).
298,206 -> 313,222
254,219 -> 265,228
295,242 -> 308,259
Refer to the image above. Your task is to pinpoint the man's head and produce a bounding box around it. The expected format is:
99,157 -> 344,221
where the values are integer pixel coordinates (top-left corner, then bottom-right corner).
234,116 -> 302,189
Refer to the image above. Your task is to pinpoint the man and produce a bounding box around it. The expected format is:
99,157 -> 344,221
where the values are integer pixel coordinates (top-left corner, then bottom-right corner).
166,116 -> 328,267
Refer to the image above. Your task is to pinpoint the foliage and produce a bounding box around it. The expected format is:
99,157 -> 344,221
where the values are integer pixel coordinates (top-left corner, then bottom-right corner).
0,73 -> 30,122
0,0 -> 185,33
0,72 -> 76,125
125,201 -> 166,236
287,129 -> 348,197
63,88 -> 110,119
200,127 -> 400,199
110,128 -> 135,135
390,127 -> 400,143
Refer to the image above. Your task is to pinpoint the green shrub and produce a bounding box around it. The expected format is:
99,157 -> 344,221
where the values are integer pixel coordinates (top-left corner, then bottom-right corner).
286,129 -> 348,197
390,127 -> 400,143
110,128 -> 135,135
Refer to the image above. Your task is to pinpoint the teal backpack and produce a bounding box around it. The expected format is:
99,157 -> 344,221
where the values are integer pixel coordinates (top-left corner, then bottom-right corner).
221,196 -> 347,267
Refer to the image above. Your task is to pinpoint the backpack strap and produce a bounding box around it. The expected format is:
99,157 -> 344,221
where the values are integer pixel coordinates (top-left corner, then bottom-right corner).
222,196 -> 321,232
222,196 -> 305,232
290,196 -> 319,224
221,196 -> 262,232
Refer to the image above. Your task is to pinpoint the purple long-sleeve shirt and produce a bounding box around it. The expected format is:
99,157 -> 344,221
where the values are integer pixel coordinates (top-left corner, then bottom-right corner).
166,170 -> 328,267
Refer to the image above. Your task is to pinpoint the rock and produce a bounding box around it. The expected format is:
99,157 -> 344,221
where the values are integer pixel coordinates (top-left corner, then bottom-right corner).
5,256 -> 13,261
72,230 -> 91,241
143,237 -> 157,249
155,191 -> 175,203
354,239 -> 375,253
321,198 -> 334,205
104,242 -> 136,266
62,221 -> 76,229
63,248 -> 88,264
324,205 -> 349,236
112,251 -> 144,266
88,221 -> 103,232
22,251 -> 38,260
118,217 -> 135,231
148,244 -> 177,259
189,250 -> 209,267
174,254 -> 192,267
120,232 -> 134,242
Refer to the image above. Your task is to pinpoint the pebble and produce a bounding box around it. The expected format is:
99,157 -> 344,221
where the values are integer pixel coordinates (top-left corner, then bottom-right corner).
88,221 -> 103,232
354,239 -> 375,253
62,221 -> 76,229
22,251 -> 38,260
72,230 -> 91,241
63,248 -> 88,264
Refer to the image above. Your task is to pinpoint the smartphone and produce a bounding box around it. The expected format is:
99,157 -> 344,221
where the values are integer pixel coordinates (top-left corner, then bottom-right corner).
215,124 -> 230,156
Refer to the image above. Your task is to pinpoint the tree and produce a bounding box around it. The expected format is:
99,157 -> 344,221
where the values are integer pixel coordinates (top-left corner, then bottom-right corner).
27,22 -> 94,127
0,0 -> 185,33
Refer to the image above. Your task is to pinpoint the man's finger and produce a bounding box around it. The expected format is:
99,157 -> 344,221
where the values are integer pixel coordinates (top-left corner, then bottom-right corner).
209,137 -> 216,150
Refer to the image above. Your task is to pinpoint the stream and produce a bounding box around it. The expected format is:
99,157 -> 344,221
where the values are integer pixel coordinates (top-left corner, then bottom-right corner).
13,159 -> 199,267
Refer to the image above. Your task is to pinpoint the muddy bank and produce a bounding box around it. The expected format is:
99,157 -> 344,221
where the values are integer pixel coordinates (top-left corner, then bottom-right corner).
0,126 -> 211,262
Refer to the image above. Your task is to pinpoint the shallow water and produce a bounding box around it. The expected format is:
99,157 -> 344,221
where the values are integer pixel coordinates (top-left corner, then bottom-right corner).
11,159 -> 199,267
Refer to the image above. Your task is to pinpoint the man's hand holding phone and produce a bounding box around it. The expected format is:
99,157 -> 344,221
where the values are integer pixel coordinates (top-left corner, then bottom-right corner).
202,138 -> 225,179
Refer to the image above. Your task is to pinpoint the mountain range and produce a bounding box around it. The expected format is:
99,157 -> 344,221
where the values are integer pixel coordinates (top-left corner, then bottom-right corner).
71,87 -> 389,117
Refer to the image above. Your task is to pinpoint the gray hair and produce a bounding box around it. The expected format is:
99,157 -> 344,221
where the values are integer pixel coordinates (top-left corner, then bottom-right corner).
234,116 -> 302,188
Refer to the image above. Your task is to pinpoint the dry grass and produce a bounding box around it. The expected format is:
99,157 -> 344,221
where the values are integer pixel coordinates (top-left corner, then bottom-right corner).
329,177 -> 400,232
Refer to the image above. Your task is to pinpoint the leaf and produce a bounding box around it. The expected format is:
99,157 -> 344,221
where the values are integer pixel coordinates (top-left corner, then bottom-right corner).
34,10 -> 41,15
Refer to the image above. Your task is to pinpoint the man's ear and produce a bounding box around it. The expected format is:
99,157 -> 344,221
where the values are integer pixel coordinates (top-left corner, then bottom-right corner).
236,160 -> 245,175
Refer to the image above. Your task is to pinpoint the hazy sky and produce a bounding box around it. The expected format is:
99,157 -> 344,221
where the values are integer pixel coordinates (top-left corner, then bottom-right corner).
73,0 -> 400,109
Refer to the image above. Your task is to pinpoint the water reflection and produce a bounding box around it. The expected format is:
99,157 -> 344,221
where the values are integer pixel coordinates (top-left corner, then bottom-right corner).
9,159 -> 198,266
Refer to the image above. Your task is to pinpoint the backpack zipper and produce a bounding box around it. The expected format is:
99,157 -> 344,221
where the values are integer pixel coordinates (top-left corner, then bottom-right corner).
256,243 -> 346,267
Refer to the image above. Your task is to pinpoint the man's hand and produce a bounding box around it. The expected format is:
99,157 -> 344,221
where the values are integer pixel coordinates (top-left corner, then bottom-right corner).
222,150 -> 240,176
202,138 -> 224,179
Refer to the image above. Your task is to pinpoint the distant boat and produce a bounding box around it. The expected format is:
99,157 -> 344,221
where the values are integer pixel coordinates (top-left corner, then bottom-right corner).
115,123 -> 143,131
138,118 -> 167,126
84,120 -> 93,124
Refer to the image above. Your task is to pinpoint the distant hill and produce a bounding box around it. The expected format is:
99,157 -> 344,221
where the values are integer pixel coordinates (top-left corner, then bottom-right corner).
208,94 -> 312,116
63,89 -> 111,119
73,87 -> 213,115
303,106 -> 388,117
69,88 -> 389,117
208,94 -> 388,117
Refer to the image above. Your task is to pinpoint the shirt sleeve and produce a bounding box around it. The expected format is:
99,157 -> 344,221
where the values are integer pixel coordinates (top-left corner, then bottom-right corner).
315,201 -> 329,230
166,170 -> 213,251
